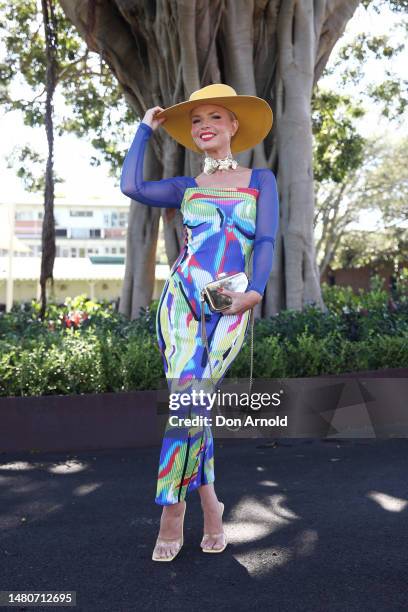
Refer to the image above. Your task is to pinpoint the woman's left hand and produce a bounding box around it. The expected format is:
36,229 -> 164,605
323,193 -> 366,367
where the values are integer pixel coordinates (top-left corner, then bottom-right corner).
217,287 -> 262,315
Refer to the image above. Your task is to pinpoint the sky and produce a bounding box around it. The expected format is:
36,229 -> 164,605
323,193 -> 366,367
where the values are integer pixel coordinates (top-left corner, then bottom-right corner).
0,2 -> 406,221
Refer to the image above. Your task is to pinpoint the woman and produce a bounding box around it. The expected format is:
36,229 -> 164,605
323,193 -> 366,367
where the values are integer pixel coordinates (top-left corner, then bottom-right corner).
120,84 -> 279,562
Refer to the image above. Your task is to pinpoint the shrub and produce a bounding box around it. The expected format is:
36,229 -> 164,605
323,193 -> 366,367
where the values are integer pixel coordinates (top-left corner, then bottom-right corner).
0,287 -> 407,397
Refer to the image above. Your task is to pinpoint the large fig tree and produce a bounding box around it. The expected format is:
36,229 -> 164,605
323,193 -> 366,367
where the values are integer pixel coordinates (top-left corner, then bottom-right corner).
59,0 -> 361,319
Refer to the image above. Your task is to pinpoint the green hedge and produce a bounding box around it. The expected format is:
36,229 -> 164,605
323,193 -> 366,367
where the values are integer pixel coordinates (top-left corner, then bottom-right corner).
0,278 -> 407,397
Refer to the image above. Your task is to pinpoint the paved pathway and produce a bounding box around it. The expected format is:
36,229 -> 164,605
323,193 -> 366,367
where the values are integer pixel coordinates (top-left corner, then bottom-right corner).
0,438 -> 407,611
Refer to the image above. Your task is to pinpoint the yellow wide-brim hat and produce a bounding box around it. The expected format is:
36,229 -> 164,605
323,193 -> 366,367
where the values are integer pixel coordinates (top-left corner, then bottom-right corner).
156,84 -> 273,154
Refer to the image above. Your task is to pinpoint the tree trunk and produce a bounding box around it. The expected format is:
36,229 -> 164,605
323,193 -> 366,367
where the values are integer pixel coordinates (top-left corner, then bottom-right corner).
40,0 -> 58,319
60,0 -> 361,319
277,0 -> 323,310
119,139 -> 162,319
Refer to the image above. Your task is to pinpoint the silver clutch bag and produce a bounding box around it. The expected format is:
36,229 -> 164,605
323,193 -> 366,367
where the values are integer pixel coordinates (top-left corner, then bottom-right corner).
200,271 -> 249,312
200,271 -> 255,406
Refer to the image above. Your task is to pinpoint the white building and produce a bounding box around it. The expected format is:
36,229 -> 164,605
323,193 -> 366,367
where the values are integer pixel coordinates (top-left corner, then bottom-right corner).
10,197 -> 129,258
0,198 -> 170,307
0,257 -> 169,305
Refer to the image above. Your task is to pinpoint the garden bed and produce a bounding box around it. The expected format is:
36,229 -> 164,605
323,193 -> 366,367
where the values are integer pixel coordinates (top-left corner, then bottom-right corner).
1,282 -> 407,452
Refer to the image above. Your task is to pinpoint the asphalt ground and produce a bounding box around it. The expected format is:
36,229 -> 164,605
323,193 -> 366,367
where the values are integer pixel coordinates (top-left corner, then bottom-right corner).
0,437 -> 407,612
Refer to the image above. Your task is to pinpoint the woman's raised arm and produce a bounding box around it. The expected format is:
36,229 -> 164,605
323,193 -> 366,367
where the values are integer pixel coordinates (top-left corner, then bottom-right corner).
245,169 -> 279,297
120,109 -> 191,208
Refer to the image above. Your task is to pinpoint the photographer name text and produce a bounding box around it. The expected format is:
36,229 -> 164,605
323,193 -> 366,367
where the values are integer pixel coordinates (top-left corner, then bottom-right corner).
168,415 -> 287,427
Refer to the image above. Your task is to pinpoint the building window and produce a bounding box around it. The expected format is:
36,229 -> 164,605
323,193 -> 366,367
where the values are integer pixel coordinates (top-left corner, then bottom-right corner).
55,228 -> 68,237
119,212 -> 128,227
71,248 -> 77,257
70,210 -> 93,217
15,211 -> 34,221
89,229 -> 101,238
71,228 -> 90,239
103,211 -> 128,228
120,247 -> 125,254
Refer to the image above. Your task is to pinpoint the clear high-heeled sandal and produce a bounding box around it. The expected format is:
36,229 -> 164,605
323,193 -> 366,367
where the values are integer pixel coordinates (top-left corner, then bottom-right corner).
201,501 -> 228,553
152,502 -> 186,562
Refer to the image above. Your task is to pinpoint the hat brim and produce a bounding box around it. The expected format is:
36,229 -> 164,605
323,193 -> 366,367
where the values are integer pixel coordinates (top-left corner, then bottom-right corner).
156,95 -> 273,154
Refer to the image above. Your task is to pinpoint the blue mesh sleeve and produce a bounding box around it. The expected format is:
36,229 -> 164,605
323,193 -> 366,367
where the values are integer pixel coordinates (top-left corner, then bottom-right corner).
245,169 -> 279,297
120,122 -> 191,208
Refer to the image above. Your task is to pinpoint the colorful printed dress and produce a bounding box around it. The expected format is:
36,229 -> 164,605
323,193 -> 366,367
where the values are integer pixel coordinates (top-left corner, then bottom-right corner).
121,122 -> 279,505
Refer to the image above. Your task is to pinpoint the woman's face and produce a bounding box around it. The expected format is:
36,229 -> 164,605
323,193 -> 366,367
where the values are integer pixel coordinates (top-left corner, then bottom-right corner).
190,104 -> 239,156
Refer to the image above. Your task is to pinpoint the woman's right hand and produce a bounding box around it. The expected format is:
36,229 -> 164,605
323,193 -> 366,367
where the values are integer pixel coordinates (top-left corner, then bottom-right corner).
141,106 -> 167,131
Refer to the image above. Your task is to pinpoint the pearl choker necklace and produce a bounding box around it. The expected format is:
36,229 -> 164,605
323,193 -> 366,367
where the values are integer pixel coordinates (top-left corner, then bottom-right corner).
203,154 -> 239,175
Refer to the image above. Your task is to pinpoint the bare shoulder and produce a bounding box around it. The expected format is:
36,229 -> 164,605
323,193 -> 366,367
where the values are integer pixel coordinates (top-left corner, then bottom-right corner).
193,171 -> 205,182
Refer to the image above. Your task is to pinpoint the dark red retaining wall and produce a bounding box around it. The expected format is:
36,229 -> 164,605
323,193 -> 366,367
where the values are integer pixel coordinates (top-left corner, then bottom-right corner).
0,390 -> 163,454
0,368 -> 407,454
